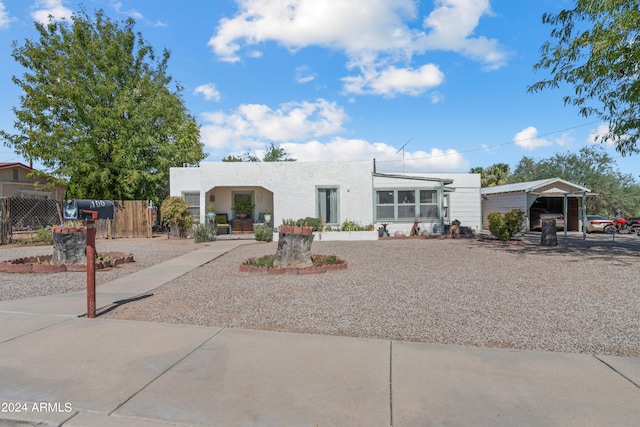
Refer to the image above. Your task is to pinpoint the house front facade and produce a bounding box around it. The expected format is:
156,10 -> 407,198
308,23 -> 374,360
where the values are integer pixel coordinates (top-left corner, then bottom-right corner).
170,161 -> 482,236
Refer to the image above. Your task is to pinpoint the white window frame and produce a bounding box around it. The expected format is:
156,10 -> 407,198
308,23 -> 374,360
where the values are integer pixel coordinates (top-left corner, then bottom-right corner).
182,191 -> 200,221
374,188 -> 441,221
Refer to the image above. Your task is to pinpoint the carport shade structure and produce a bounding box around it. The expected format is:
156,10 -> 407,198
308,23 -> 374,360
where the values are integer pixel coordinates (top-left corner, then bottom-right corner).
481,178 -> 596,239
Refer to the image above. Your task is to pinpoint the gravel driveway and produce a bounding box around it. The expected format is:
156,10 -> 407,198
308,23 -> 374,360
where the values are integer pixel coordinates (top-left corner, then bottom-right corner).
99,233 -> 640,358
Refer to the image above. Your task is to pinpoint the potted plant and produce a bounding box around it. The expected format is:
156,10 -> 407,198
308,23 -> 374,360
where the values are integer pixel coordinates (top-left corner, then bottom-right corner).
232,198 -> 255,219
206,204 -> 216,223
264,208 -> 272,224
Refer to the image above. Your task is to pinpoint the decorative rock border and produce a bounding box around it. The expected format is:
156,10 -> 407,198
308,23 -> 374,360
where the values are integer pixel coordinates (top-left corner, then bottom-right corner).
0,252 -> 134,273
240,255 -> 347,275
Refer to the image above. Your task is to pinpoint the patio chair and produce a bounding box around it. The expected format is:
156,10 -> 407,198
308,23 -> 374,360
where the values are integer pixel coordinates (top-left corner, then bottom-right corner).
214,213 -> 232,235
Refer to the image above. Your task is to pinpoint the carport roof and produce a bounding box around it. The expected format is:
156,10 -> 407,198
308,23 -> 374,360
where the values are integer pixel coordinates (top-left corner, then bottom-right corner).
481,178 -> 591,196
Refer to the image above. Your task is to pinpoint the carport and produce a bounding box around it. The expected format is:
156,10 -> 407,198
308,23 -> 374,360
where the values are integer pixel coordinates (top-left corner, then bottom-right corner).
481,178 -> 595,237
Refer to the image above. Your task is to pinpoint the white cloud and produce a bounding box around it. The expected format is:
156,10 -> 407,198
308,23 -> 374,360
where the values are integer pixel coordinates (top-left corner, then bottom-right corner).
0,2 -> 13,30
199,97 -> 467,171
194,83 -> 222,102
588,123 -> 618,146
209,0 -> 507,95
295,65 -> 316,84
513,126 -> 553,151
284,139 -> 468,172
111,1 -> 143,20
421,0 -> 509,70
342,64 -> 444,97
31,0 -> 73,23
200,99 -> 348,149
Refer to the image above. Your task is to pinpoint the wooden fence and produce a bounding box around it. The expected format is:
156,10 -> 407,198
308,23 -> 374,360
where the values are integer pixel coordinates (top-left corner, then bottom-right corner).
0,198 -> 9,245
0,199 -> 152,244
95,200 -> 152,239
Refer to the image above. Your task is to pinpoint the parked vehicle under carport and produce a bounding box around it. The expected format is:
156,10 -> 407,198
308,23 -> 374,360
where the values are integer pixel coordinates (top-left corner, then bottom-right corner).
530,208 -> 564,231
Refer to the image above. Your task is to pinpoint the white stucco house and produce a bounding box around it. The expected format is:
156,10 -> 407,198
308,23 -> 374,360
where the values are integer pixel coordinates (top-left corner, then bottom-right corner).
170,161 -> 482,237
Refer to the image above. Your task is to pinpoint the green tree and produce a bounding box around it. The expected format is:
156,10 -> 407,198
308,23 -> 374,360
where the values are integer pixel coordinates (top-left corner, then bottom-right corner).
509,146 -> 640,216
469,163 -> 510,187
528,0 -> 640,155
1,9 -> 206,206
221,142 -> 295,162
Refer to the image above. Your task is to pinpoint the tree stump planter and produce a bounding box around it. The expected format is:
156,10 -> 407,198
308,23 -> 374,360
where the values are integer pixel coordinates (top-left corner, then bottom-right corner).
274,226 -> 314,268
52,226 -> 87,264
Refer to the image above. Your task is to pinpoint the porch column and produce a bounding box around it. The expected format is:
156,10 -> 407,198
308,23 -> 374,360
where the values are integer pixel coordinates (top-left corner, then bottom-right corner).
563,194 -> 568,236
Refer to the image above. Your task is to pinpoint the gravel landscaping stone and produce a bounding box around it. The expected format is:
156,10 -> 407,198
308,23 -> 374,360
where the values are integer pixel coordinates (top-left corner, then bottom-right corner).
0,237 -> 202,301
2,233 -> 639,357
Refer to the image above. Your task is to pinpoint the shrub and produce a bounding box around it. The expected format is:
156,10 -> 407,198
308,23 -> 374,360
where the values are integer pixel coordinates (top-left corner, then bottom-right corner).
31,227 -> 53,244
488,209 -> 525,240
254,224 -> 273,242
160,197 -> 194,237
192,223 -> 216,243
340,219 -> 371,231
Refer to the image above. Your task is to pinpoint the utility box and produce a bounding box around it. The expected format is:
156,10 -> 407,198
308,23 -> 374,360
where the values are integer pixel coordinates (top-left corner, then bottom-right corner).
63,199 -> 115,220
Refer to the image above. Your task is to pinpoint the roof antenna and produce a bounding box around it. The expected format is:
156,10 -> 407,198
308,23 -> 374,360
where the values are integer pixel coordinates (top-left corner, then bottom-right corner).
395,138 -> 412,172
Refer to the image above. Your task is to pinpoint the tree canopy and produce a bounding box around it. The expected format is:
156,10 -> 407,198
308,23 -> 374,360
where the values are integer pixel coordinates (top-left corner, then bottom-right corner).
1,9 -> 206,205
469,163 -> 510,188
221,143 -> 296,162
528,0 -> 640,155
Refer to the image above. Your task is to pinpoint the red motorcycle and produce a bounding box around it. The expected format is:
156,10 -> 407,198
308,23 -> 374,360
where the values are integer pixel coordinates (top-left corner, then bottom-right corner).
604,216 -> 633,234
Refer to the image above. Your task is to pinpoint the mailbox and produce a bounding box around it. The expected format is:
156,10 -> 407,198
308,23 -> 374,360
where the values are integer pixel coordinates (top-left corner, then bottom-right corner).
63,199 -> 115,220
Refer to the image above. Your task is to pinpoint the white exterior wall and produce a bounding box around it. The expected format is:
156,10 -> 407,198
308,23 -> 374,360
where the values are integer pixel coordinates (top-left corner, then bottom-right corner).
169,163 -> 481,234
373,173 -> 481,235
481,193 -> 528,230
170,162 -> 373,226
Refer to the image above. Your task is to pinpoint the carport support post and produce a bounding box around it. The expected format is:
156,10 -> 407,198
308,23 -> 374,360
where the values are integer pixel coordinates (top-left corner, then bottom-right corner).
563,194 -> 568,236
85,211 -> 98,318
582,191 -> 587,240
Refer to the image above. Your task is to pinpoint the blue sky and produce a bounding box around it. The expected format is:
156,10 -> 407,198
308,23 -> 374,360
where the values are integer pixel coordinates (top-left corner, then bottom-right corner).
0,0 -> 637,177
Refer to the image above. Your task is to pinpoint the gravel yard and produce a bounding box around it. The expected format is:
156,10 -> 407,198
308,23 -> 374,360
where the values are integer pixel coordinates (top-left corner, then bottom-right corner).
2,233 -> 639,357
0,237 -> 202,301
96,234 -> 640,358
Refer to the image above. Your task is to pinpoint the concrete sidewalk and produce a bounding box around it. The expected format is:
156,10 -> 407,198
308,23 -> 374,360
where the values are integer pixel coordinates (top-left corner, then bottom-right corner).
1,241 -> 640,426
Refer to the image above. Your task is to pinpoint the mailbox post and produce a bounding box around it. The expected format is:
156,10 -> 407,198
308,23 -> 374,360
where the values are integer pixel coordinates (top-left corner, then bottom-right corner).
83,210 -> 98,318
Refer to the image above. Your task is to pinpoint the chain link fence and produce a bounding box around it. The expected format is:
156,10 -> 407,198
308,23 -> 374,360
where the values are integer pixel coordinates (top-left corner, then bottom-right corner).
0,197 -> 62,244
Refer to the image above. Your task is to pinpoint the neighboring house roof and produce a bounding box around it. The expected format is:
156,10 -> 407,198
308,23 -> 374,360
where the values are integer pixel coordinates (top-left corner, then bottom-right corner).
0,162 -> 33,171
481,178 -> 591,196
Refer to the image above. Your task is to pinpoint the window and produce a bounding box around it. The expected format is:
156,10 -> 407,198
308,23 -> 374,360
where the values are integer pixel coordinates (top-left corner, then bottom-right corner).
182,192 -> 200,220
419,190 -> 438,218
12,169 -> 19,180
317,187 -> 338,224
375,188 -> 441,221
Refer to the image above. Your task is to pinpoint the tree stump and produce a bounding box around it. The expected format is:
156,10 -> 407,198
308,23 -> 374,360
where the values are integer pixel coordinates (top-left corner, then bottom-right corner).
540,219 -> 557,246
52,226 -> 87,264
274,226 -> 314,268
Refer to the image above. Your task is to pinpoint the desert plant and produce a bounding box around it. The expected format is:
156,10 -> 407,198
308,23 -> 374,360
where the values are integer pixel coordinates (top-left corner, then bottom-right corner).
253,224 -> 273,242
340,219 -> 370,231
161,197 -> 195,238
192,223 -> 216,243
31,228 -> 53,244
488,209 -> 525,240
